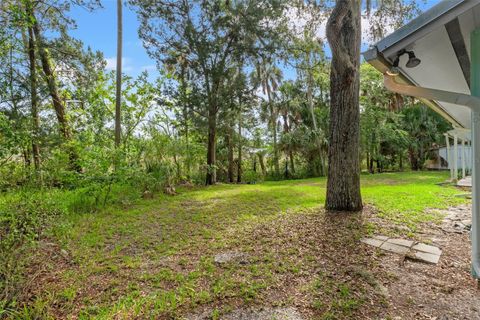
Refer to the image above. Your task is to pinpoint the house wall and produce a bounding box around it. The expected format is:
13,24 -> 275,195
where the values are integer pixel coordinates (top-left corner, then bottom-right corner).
438,146 -> 472,170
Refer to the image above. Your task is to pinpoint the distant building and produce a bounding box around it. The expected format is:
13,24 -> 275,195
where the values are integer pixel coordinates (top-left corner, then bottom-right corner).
427,145 -> 472,171
426,128 -> 471,181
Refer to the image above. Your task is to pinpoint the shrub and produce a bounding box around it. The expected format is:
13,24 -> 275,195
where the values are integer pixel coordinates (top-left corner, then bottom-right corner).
243,170 -> 261,184
0,192 -> 65,309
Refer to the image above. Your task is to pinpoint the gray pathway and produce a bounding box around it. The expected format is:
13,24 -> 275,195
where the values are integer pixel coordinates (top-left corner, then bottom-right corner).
361,235 -> 442,264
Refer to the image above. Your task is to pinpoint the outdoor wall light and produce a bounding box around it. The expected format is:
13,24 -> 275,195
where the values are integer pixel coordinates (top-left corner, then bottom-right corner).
405,51 -> 421,68
387,49 -> 421,76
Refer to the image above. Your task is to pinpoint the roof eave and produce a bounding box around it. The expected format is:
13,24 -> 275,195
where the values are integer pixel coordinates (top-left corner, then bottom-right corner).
364,48 -> 465,128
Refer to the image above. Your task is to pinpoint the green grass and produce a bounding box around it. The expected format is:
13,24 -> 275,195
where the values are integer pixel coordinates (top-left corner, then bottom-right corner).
5,171 -> 468,319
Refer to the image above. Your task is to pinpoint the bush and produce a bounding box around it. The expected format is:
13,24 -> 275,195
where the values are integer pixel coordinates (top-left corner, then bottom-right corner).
0,192 -> 65,309
243,170 -> 262,184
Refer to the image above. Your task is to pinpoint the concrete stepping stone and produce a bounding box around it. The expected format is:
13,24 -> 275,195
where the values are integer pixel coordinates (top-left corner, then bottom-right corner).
214,251 -> 249,265
412,243 -> 442,256
412,251 -> 441,264
187,307 -> 304,320
361,235 -> 442,264
387,238 -> 414,247
380,241 -> 410,255
361,237 -> 385,247
223,307 -> 304,320
457,176 -> 472,187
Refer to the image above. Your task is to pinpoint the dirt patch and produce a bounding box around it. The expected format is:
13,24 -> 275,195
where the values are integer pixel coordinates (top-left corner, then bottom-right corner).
367,204 -> 480,319
189,205 -> 480,319
214,208 -> 387,319
187,307 -> 304,320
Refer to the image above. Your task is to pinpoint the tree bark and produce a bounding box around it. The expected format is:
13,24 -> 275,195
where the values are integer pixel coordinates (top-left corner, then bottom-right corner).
272,121 -> 279,176
227,125 -> 234,183
32,13 -> 80,171
26,12 -> 40,170
289,151 -> 295,175
258,153 -> 266,176
306,51 -> 318,132
284,159 -> 289,179
180,67 -> 191,179
115,0 -> 122,147
205,109 -> 217,185
306,50 -> 324,174
325,0 -> 362,211
266,87 -> 280,176
33,19 -> 69,140
23,148 -> 31,168
319,154 -> 325,176
237,113 -> 242,183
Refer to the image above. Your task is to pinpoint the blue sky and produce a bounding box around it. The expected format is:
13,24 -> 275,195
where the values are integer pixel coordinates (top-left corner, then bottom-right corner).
69,0 -> 441,81
70,1 -> 156,77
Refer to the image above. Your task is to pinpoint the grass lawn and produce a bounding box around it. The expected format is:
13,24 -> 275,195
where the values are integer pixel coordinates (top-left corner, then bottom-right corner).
8,171 -> 468,319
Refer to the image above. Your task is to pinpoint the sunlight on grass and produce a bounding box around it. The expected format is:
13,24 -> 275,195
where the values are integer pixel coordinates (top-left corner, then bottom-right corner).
23,171 -> 468,318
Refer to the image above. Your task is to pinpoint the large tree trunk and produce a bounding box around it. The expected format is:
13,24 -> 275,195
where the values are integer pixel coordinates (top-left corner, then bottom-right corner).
23,148 -> 31,168
306,50 -> 324,174
205,109 -> 217,185
184,109 -> 191,179
319,153 -> 325,176
267,87 -> 280,176
181,67 -> 191,179
306,52 -> 318,132
227,126 -> 234,183
409,148 -> 419,171
272,122 -> 279,176
258,153 -> 266,176
26,13 -> 40,170
289,151 -> 295,175
32,14 -> 80,171
33,20 -> 69,140
237,114 -> 242,183
325,0 -> 362,211
115,0 -> 122,147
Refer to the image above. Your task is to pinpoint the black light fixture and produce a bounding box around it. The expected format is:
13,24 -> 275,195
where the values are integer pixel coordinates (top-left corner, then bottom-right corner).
387,49 -> 421,76
406,51 -> 421,68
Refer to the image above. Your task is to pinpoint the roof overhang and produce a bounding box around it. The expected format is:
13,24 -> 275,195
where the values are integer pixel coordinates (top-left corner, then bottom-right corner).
364,0 -> 480,129
447,127 -> 472,141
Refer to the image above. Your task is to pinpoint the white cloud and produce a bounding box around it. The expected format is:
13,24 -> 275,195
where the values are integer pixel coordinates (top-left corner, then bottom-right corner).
105,57 -> 133,72
141,64 -> 156,72
285,6 -> 395,47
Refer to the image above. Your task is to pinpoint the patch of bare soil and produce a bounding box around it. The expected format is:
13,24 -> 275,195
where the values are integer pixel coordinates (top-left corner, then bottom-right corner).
190,207 -> 389,319
371,204 -> 480,319
190,205 -> 480,319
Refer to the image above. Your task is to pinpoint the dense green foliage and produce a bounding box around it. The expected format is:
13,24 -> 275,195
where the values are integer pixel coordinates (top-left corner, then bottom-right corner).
0,1 -> 449,190
0,0 -> 457,315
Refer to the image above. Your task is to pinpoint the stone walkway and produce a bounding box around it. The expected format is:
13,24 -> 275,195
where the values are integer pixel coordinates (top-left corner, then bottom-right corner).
361,235 -> 442,264
441,205 -> 472,233
457,176 -> 472,187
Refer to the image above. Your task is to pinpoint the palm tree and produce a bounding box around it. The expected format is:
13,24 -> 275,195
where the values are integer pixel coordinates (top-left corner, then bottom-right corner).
253,60 -> 282,176
115,0 -> 122,147
278,81 -> 302,178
